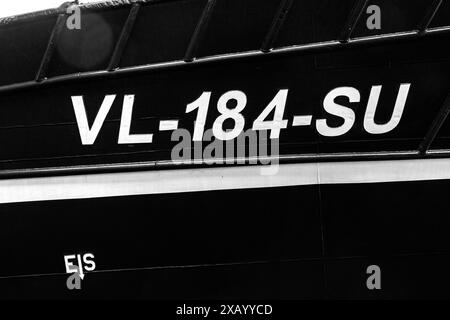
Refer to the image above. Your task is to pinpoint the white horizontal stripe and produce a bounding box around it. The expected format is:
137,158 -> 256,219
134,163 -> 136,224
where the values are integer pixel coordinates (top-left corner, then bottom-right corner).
2,158 -> 450,204
159,120 -> 179,131
292,115 -> 313,126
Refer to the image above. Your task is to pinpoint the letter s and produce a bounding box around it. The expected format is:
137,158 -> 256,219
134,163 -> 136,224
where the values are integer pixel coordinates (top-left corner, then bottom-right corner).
316,87 -> 359,137
83,253 -> 96,271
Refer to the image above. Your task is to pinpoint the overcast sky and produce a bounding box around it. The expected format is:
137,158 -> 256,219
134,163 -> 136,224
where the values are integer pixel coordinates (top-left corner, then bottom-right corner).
0,0 -> 99,18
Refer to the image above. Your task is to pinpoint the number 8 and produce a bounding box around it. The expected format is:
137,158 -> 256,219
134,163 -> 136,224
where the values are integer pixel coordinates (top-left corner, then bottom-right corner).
212,90 -> 246,140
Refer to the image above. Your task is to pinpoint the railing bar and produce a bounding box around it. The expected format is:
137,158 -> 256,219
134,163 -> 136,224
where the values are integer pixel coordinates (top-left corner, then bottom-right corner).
2,27 -> 450,95
0,150 -> 422,180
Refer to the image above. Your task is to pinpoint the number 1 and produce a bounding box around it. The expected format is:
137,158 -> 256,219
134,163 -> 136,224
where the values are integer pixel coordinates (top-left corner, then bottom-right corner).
186,91 -> 211,141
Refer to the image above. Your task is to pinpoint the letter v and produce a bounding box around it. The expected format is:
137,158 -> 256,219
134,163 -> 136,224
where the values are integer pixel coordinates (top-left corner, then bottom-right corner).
72,95 -> 116,145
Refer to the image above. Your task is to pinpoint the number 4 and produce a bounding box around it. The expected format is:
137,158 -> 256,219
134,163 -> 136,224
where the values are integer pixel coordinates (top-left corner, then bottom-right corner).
252,89 -> 289,139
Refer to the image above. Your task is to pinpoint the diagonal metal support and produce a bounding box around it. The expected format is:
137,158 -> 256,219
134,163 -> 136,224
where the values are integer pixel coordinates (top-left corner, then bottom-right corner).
419,94 -> 450,154
339,0 -> 369,43
184,0 -> 217,62
261,0 -> 294,53
35,11 -> 68,81
107,3 -> 141,71
418,0 -> 443,33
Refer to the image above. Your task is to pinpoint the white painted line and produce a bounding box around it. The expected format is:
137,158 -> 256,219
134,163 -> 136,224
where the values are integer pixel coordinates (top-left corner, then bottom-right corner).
292,115 -> 313,126
159,120 -> 179,131
2,158 -> 450,204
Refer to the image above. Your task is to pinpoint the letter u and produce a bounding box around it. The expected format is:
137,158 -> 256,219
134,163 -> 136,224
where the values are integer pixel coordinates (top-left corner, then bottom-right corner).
364,83 -> 410,134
